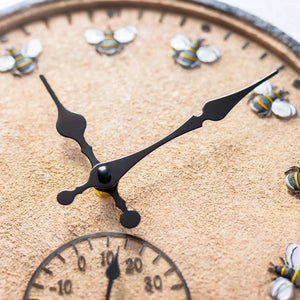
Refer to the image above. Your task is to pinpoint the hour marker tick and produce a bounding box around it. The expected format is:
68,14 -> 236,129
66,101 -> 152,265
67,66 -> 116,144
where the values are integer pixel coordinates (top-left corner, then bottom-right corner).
124,238 -> 129,249
56,253 -> 65,263
72,243 -> 78,255
224,32 -> 231,40
139,243 -> 146,255
42,267 -> 53,275
180,16 -> 187,26
171,283 -> 184,290
164,267 -> 175,276
242,41 -> 250,49
32,282 -> 44,290
152,254 -> 161,263
87,238 -> 93,250
260,52 -> 268,59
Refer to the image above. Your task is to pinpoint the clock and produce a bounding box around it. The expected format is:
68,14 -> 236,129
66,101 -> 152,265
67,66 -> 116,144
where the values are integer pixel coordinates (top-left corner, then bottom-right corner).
0,0 -> 299,299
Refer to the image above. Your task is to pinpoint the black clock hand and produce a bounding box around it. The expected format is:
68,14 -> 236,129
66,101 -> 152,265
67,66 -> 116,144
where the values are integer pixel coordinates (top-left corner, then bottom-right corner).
94,69 -> 279,184
105,246 -> 120,300
55,69 -> 278,228
40,74 -> 140,228
40,75 -> 100,167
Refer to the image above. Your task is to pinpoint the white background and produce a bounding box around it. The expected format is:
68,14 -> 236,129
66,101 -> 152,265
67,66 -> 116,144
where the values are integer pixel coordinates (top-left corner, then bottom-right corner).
220,0 -> 300,42
0,0 -> 299,42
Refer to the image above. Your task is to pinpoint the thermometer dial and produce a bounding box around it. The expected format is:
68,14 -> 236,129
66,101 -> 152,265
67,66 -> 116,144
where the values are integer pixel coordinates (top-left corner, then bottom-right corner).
23,232 -> 191,300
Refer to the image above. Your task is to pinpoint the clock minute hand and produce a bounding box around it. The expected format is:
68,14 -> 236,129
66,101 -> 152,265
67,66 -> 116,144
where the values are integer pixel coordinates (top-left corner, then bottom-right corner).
40,75 -> 100,167
98,69 -> 278,184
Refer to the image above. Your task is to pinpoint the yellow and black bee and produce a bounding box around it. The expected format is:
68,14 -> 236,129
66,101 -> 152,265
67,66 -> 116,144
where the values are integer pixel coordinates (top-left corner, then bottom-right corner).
84,26 -> 137,55
248,80 -> 297,118
248,86 -> 284,116
0,38 -> 42,76
269,243 -> 300,300
285,166 -> 300,196
170,34 -> 221,68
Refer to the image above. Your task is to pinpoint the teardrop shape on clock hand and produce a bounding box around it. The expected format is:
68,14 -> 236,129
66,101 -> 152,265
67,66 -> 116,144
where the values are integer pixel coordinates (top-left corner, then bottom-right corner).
40,75 -> 100,167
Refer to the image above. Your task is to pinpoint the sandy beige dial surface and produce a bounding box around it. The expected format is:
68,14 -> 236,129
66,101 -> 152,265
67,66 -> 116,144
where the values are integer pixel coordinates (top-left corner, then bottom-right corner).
0,0 -> 300,299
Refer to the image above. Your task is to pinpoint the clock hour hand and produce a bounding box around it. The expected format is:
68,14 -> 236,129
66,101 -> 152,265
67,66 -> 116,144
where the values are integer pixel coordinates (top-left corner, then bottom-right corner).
40,75 -> 100,167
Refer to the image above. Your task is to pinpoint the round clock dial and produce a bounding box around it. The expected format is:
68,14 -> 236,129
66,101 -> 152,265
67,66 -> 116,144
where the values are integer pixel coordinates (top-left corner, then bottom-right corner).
0,1 -> 299,299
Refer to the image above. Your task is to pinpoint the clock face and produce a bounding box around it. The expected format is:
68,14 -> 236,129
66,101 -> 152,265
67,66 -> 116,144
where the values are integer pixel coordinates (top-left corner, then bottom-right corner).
1,0 -> 300,299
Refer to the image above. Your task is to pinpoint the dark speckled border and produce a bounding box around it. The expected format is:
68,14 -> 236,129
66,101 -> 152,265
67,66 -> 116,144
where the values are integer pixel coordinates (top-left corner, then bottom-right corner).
184,0 -> 300,55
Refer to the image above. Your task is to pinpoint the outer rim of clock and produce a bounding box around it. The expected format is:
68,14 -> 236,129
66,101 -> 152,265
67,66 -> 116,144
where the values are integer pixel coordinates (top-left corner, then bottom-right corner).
0,0 -> 299,72
23,232 -> 191,300
0,1 -> 296,298
186,0 -> 300,56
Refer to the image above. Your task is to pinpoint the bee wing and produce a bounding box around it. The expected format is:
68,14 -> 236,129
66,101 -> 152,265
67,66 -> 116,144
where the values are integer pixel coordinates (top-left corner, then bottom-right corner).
170,34 -> 192,51
21,38 -> 42,58
289,103 -> 297,116
114,25 -> 137,43
270,277 -> 295,300
196,46 -> 221,63
254,80 -> 272,95
286,243 -> 300,269
123,25 -> 137,35
84,28 -> 105,44
0,55 -> 15,72
272,99 -> 294,118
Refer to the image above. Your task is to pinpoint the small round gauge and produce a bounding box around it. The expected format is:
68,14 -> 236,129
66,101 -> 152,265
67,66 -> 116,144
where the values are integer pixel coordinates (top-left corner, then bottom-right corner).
23,232 -> 191,299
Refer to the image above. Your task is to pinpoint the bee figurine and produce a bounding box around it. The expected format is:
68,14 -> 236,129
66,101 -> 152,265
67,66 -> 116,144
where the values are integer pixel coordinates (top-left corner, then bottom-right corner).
269,243 -> 300,300
285,166 -> 300,196
84,26 -> 137,55
248,80 -> 297,118
0,38 -> 42,76
170,34 -> 221,68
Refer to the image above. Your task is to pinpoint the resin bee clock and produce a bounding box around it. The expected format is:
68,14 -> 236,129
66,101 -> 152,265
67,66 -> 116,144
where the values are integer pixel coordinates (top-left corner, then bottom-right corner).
0,0 -> 299,299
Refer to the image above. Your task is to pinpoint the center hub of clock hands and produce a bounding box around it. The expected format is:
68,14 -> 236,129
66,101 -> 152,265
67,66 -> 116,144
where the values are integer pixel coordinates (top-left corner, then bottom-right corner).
40,70 -> 278,229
